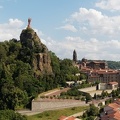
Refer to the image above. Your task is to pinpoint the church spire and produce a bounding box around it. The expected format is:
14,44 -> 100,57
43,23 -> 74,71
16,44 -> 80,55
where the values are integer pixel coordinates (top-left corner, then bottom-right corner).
73,49 -> 77,63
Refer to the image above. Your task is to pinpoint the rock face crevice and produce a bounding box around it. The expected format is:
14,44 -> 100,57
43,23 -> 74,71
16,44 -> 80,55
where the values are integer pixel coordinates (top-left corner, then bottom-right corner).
33,53 -> 52,75
20,27 -> 52,76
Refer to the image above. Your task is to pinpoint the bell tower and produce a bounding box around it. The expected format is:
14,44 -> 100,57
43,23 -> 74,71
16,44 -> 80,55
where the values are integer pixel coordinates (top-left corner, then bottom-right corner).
73,50 -> 77,63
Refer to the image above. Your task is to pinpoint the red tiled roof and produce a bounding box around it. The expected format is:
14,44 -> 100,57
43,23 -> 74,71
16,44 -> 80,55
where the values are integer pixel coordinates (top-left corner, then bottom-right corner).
90,76 -> 99,78
58,116 -> 76,120
109,82 -> 118,85
98,71 -> 118,74
58,116 -> 67,120
114,111 -> 120,119
102,101 -> 120,120
101,111 -> 120,120
90,61 -> 105,64
67,116 -> 76,120
108,103 -> 120,110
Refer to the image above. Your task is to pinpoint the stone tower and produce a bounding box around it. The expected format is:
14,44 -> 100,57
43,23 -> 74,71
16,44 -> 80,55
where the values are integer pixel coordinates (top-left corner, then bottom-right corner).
73,50 -> 77,63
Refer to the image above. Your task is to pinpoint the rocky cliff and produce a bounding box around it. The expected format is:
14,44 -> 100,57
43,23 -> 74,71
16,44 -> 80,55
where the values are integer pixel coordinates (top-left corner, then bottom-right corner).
20,27 -> 52,76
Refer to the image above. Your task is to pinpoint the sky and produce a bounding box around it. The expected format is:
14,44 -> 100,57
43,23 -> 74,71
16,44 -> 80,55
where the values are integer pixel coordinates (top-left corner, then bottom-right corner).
1,0 -> 120,61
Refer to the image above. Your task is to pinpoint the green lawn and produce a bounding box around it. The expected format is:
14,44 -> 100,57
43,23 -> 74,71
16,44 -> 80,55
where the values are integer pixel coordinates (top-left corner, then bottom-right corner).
27,106 -> 88,120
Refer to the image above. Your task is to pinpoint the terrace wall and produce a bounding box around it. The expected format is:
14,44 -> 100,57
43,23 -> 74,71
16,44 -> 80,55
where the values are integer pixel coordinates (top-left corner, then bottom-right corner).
31,99 -> 86,111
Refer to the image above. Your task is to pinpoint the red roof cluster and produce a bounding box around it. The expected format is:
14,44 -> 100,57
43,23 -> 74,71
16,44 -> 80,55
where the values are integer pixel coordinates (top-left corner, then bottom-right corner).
101,99 -> 120,120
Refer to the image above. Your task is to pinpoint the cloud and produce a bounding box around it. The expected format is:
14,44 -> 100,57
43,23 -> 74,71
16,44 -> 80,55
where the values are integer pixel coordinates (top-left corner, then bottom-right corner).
57,24 -> 77,32
96,0 -> 120,11
0,19 -> 24,41
0,18 -> 45,42
1,15 -> 120,61
34,29 -> 44,36
43,36 -> 120,61
43,7 -> 120,61
69,8 -> 120,37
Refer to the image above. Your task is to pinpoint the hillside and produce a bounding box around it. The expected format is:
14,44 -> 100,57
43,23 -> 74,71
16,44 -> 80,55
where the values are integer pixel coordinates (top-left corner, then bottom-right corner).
0,19 -> 119,114
107,61 -> 120,69
0,20 -> 79,111
20,26 -> 52,76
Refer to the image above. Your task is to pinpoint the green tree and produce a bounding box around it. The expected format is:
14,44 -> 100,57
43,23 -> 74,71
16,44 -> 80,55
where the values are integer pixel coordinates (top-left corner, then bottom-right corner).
49,51 -> 60,74
80,73 -> 86,80
94,93 -> 97,99
85,93 -> 92,103
101,90 -> 107,98
0,44 -> 7,62
86,116 -> 95,120
0,110 -> 27,120
0,83 -> 28,110
82,104 -> 98,120
88,104 -> 99,116
111,90 -> 116,98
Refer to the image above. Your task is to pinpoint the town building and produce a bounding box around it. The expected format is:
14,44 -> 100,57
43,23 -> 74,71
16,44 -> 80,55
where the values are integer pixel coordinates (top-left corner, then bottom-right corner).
73,50 -> 77,63
76,57 -> 120,86
100,99 -> 120,120
98,82 -> 118,90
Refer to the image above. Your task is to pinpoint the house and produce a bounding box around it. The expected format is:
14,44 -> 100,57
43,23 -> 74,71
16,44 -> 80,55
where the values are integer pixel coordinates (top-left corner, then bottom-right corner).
58,116 -> 80,120
100,99 -> 120,120
77,58 -> 120,86
98,82 -> 118,90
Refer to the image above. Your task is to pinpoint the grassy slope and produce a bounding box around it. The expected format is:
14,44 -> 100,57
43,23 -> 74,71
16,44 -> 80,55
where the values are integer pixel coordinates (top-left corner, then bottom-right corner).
27,106 -> 88,120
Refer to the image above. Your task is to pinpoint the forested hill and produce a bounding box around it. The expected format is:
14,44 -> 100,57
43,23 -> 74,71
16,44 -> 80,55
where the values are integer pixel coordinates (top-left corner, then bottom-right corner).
0,26 -> 79,111
0,23 -> 119,114
107,61 -> 120,69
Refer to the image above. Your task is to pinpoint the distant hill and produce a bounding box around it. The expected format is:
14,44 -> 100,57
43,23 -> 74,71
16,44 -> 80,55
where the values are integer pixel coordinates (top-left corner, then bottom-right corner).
107,61 -> 120,69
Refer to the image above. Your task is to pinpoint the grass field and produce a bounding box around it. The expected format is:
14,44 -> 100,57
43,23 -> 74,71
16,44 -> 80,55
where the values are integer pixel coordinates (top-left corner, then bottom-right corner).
27,106 -> 88,120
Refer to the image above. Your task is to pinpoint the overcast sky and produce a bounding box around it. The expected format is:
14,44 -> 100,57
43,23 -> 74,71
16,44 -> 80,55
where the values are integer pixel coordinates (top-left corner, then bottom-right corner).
0,0 -> 120,61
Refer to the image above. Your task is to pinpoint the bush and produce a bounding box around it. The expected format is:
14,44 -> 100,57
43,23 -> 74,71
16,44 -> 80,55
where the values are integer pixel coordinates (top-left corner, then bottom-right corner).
40,96 -> 45,98
71,107 -> 76,110
0,110 -> 27,120
50,96 -> 53,99
86,116 -> 95,120
81,97 -> 85,101
98,102 -> 103,107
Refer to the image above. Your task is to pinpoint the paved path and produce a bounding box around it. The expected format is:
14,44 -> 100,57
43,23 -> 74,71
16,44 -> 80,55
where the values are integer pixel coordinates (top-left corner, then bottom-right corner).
44,88 -> 70,97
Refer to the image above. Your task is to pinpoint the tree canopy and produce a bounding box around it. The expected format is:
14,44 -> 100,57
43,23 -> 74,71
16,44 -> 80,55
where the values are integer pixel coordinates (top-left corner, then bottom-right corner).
0,40 -> 80,110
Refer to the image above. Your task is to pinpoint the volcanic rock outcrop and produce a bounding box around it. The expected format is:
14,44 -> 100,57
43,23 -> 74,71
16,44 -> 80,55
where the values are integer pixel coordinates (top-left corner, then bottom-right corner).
20,19 -> 52,76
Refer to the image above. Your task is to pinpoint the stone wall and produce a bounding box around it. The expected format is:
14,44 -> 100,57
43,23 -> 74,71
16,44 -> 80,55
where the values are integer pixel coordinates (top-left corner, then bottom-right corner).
31,99 -> 86,111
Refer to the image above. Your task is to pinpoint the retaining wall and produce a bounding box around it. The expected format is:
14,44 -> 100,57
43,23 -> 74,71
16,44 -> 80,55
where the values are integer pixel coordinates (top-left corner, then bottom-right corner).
32,99 -> 86,111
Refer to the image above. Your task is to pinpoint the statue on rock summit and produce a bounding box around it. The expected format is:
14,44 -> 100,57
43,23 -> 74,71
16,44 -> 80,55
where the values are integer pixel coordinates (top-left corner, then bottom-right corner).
27,18 -> 31,28
20,18 -> 53,76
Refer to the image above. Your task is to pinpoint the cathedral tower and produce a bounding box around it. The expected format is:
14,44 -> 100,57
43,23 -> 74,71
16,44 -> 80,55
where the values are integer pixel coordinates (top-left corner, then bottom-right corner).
73,50 -> 77,63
